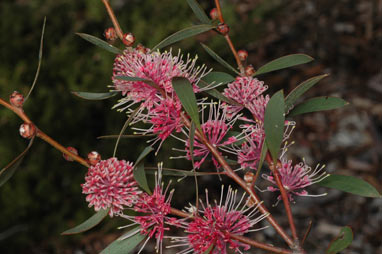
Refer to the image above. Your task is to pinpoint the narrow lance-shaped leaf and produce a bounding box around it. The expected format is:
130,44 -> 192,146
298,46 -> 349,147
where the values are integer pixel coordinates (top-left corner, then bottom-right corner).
76,33 -> 123,54
284,74 -> 328,112
101,226 -> 146,254
72,91 -> 119,100
113,107 -> 141,157
197,71 -> 235,90
61,208 -> 110,235
133,146 -> 154,194
25,17 -> 46,102
152,24 -> 215,51
115,75 -> 160,90
288,97 -> 348,117
0,138 -> 34,187
201,43 -> 239,74
186,0 -> 211,24
326,226 -> 353,254
172,77 -> 202,131
264,90 -> 285,164
318,174 -> 381,198
254,54 -> 314,76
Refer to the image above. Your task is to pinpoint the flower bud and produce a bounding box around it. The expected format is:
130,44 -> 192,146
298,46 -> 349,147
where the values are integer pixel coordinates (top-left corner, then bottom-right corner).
244,172 -> 254,185
88,151 -> 101,166
63,146 -> 79,162
245,65 -> 255,76
19,123 -> 35,139
122,32 -> 135,46
216,23 -> 229,35
238,50 -> 248,61
9,91 -> 24,108
136,43 -> 148,54
209,8 -> 219,20
104,27 -> 117,41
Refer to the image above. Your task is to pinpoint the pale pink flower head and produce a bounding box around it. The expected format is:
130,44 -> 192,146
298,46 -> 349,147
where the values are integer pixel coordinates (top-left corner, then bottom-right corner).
170,186 -> 267,254
223,76 -> 269,121
112,49 -> 210,110
81,158 -> 141,217
179,102 -> 239,169
262,158 -> 328,203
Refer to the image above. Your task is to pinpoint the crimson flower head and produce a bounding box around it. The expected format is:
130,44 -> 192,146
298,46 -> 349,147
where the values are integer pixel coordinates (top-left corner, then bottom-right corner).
121,165 -> 177,254
175,102 -> 239,169
170,186 -> 267,254
81,158 -> 141,217
112,49 -> 210,111
262,158 -> 328,203
223,76 -> 269,121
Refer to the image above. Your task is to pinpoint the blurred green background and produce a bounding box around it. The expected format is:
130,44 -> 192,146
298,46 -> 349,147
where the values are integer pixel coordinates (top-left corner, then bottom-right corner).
1,0 -> 381,253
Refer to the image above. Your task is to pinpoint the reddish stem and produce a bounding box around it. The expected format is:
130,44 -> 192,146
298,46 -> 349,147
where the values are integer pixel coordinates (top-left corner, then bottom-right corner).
266,153 -> 300,249
214,0 -> 245,74
101,0 -> 124,41
0,98 -> 90,168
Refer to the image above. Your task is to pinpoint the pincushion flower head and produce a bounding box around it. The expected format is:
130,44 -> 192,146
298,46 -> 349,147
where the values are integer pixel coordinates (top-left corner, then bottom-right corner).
169,186 -> 267,254
223,76 -> 269,121
173,102 -> 241,169
81,158 -> 141,217
112,48 -> 210,111
121,165 -> 177,254
262,158 -> 329,203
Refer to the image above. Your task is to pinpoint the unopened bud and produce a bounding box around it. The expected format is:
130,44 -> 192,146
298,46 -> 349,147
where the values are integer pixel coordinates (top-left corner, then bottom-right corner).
104,27 -> 117,41
245,65 -> 255,76
217,23 -> 229,35
10,91 -> 24,108
209,8 -> 219,20
88,151 -> 101,166
244,172 -> 255,184
63,146 -> 79,162
136,43 -> 148,54
19,123 -> 35,139
238,50 -> 248,61
122,32 -> 135,46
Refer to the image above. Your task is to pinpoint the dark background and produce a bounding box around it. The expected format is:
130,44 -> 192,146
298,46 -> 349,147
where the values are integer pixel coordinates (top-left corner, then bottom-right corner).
0,0 -> 381,253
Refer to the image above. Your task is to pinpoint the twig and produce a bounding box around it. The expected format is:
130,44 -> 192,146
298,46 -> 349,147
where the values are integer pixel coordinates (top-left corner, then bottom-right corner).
0,98 -> 90,168
214,0 -> 245,74
101,0 -> 124,40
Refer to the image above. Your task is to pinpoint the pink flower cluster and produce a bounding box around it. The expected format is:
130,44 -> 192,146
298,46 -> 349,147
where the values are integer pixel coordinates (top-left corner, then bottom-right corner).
81,158 -> 141,217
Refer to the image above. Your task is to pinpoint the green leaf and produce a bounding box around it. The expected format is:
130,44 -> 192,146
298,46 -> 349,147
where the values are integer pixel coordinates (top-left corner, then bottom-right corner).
133,146 -> 154,194
201,43 -> 239,74
25,17 -> 46,102
326,226 -> 353,254
318,174 -> 381,198
72,91 -> 119,100
76,33 -> 123,54
115,76 -> 159,89
186,0 -> 211,24
287,96 -> 348,117
101,227 -> 145,254
61,208 -> 109,235
0,138 -> 34,187
152,24 -> 215,50
203,243 -> 215,254
172,77 -> 201,131
254,54 -> 314,76
113,107 -> 140,157
203,88 -> 241,106
115,76 -> 150,82
197,71 -> 235,90
284,74 -> 328,112
264,90 -> 285,164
